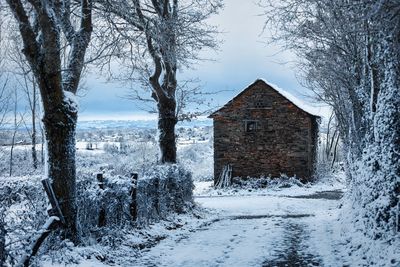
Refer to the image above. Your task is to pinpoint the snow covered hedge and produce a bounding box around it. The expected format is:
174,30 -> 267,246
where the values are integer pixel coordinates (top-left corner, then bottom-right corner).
0,164 -> 193,263
78,164 -> 194,229
0,176 -> 47,265
136,164 -> 194,225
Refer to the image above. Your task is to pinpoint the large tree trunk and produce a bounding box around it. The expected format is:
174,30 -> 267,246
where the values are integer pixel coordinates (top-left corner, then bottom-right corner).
6,0 -> 92,246
42,104 -> 78,242
158,99 -> 177,163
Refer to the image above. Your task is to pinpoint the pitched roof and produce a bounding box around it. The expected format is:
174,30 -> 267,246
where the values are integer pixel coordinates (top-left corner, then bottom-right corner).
209,79 -> 321,118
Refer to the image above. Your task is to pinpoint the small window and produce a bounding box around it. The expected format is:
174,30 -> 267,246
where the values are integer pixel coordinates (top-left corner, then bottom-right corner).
253,98 -> 272,109
245,120 -> 258,132
255,101 -> 264,108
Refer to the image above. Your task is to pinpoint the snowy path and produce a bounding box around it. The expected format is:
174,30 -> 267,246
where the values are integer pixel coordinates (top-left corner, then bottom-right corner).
131,189 -> 344,267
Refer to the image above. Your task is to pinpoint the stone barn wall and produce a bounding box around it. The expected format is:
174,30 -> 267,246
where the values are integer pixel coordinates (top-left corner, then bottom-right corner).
211,80 -> 319,182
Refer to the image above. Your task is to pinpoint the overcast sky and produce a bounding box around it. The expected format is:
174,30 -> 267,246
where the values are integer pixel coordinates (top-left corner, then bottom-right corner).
79,1 -> 326,121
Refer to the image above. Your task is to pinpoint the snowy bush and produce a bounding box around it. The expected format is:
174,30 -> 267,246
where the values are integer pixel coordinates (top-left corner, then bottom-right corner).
0,147 -> 43,177
103,143 -> 119,154
0,176 -> 47,265
74,173 -> 134,237
0,174 -> 132,264
231,175 -> 305,190
178,140 -> 213,181
136,164 -> 194,225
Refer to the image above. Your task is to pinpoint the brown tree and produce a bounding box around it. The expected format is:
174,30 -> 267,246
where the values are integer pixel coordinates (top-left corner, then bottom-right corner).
96,0 -> 222,163
5,0 -> 92,242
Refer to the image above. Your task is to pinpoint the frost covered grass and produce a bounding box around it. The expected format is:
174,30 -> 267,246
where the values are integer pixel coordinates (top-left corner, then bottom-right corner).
178,139 -> 213,181
194,173 -> 346,198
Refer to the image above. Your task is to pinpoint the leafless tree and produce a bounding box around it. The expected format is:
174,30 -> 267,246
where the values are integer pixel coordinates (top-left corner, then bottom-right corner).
9,88 -> 24,177
5,0 -> 93,243
0,78 -> 10,128
262,0 -> 400,239
8,33 -> 41,170
0,12 -> 11,128
95,0 -> 222,163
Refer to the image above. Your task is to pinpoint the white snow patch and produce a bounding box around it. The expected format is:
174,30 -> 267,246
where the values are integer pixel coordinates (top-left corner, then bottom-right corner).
63,90 -> 79,113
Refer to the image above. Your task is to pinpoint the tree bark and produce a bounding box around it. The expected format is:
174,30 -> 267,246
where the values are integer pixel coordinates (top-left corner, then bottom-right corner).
6,0 -> 92,244
31,80 -> 38,169
0,213 -> 6,266
158,99 -> 177,163
42,104 -> 78,242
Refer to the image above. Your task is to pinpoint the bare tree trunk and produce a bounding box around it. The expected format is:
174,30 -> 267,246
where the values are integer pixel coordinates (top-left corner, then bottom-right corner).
9,90 -> 19,177
39,112 -> 45,166
31,121 -> 37,169
9,131 -> 16,177
331,133 -> 340,168
42,105 -> 78,242
6,0 -> 92,244
158,100 -> 177,163
31,80 -> 38,169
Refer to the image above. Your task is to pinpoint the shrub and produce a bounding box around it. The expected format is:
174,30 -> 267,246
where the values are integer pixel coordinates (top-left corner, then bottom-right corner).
136,164 -> 194,225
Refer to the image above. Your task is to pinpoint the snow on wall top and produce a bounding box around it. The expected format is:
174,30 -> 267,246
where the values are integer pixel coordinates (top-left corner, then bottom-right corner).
209,79 -> 321,118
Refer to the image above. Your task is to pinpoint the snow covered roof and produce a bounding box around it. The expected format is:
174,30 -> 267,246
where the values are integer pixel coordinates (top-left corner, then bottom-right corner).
209,79 -> 321,118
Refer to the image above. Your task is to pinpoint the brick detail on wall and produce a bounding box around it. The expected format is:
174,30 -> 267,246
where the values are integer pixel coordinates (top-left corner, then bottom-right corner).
210,80 -> 319,182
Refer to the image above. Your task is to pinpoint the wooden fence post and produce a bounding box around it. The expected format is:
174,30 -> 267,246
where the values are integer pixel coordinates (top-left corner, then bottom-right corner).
41,179 -> 65,224
130,173 -> 138,221
154,177 -> 160,216
20,179 -> 62,267
97,173 -> 106,227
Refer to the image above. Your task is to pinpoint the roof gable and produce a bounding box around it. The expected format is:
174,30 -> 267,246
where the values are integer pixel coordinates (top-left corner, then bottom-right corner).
209,79 -> 320,118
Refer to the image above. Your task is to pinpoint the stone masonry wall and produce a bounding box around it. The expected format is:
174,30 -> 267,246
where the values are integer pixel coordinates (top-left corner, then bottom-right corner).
212,80 -> 318,182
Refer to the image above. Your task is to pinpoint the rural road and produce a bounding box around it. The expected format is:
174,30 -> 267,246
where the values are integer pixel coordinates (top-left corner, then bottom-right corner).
131,189 -> 344,267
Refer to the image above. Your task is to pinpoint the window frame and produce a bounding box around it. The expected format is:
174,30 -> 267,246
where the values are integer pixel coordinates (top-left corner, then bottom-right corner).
244,120 -> 259,133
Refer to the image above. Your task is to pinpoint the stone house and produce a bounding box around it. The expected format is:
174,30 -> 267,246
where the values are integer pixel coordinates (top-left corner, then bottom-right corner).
209,79 -> 320,182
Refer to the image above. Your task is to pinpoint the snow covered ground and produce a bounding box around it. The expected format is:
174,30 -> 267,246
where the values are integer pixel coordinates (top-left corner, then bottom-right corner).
125,181 -> 346,267
20,174 -> 399,266
46,179 -> 343,267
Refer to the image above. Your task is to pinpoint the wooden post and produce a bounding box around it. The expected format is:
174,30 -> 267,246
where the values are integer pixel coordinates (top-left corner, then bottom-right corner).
41,179 -> 65,224
154,177 -> 160,216
97,173 -> 106,227
20,180 -> 62,267
130,173 -> 138,221
215,164 -> 232,188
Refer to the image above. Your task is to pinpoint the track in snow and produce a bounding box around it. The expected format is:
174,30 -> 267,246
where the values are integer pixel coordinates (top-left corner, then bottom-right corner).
132,190 -> 343,267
